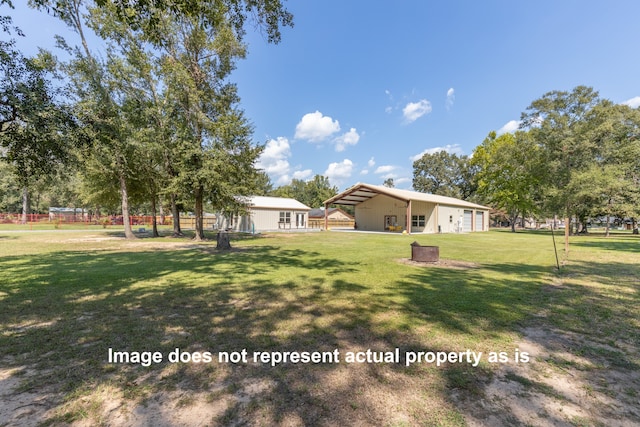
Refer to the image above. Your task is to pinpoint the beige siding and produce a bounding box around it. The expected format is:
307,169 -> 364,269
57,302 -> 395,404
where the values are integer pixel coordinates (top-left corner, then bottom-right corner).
355,194 -> 408,231
436,205 -> 466,233
434,206 -> 490,233
328,211 -> 351,221
228,208 -> 308,232
409,201 -> 436,233
353,194 -> 489,233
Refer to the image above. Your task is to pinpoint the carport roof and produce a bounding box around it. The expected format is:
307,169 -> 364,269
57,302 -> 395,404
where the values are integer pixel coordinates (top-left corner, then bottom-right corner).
324,183 -> 490,210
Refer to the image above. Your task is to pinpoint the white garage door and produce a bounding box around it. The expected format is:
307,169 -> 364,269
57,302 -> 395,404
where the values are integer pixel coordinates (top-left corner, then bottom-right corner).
475,211 -> 484,231
463,210 -> 473,232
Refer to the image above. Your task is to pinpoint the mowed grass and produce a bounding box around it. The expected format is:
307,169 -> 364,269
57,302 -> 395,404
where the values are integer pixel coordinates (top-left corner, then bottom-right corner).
0,229 -> 638,426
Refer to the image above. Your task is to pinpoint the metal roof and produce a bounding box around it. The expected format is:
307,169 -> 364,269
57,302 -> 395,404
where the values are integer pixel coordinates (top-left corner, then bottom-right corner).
324,183 -> 490,210
246,196 -> 311,210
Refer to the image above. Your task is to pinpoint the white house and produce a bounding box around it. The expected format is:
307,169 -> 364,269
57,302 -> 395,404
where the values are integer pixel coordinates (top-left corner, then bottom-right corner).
220,196 -> 311,233
323,183 -> 490,234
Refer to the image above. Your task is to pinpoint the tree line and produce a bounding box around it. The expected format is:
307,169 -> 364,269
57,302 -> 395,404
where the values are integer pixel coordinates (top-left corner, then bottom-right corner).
1,0 -> 292,240
412,86 -> 640,236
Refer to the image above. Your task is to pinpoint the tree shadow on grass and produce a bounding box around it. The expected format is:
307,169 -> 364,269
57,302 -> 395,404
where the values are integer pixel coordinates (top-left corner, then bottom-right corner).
388,262 -> 552,335
0,244 -> 465,426
571,234 -> 640,253
4,234 -> 636,426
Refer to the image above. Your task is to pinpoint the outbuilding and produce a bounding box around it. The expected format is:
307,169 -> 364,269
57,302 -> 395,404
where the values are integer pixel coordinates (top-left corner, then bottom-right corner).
221,196 -> 311,233
323,183 -> 490,234
308,207 -> 355,229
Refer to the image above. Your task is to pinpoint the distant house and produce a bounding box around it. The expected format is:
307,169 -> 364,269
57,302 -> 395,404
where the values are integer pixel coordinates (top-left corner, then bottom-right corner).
308,207 -> 354,229
220,196 -> 311,233
323,183 -> 490,234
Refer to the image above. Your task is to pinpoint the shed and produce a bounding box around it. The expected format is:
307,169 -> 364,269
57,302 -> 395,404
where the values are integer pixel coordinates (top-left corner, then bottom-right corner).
308,207 -> 354,229
220,196 -> 311,233
323,183 -> 490,234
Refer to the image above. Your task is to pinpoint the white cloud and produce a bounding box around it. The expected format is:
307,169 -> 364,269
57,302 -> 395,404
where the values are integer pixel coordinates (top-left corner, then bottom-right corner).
360,169 -> 369,175
409,144 -> 464,162
446,88 -> 455,110
294,111 -> 340,142
256,137 -> 291,175
276,174 -> 292,185
292,169 -> 313,180
497,120 -> 521,135
368,157 -> 376,168
403,99 -> 432,123
374,165 -> 396,174
395,177 -> 411,186
275,168 -> 313,186
325,159 -> 353,185
622,96 -> 640,108
334,128 -> 360,152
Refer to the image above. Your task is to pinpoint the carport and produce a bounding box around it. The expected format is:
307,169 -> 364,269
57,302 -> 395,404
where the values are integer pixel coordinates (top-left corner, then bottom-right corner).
323,183 -> 490,235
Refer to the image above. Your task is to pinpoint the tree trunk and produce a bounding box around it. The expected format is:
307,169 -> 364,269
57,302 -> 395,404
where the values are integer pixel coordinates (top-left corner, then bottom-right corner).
119,170 -> 136,239
151,196 -> 159,237
605,214 -> 610,238
632,218 -> 638,235
159,198 -> 165,225
216,230 -> 231,250
509,210 -> 518,232
194,185 -> 205,241
564,216 -> 570,254
171,194 -> 182,237
21,186 -> 29,224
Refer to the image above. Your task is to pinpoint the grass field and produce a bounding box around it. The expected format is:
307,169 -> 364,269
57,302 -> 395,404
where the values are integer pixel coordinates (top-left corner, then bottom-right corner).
0,229 -> 638,426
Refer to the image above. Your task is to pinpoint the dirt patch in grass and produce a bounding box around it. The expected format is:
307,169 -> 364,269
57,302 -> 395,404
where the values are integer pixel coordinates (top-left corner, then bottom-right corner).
0,365 -> 56,426
452,324 -> 640,426
449,270 -> 640,427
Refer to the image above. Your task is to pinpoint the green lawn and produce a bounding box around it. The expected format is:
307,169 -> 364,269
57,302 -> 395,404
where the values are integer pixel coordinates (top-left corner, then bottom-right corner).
0,229 -> 638,426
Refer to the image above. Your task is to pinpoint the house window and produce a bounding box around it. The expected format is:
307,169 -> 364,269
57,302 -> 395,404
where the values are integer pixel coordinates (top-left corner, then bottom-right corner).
412,215 -> 425,227
279,212 -> 291,223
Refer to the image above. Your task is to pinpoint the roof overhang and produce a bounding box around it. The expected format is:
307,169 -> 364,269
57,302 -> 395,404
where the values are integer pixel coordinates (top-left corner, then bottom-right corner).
325,183 -> 491,211
324,183 -> 409,206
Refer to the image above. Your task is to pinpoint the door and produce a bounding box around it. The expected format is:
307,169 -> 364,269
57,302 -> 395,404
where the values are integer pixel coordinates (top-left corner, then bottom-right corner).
463,210 -> 473,232
296,213 -> 305,228
475,211 -> 484,231
384,215 -> 397,231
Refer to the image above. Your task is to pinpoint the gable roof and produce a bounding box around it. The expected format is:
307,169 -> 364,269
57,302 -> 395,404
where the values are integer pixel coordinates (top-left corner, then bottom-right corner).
324,183 -> 490,210
245,196 -> 311,211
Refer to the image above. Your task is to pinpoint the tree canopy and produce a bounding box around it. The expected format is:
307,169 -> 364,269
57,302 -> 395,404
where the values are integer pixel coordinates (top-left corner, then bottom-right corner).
271,175 -> 338,208
412,151 -> 474,199
20,0 -> 293,240
1,13 -> 77,222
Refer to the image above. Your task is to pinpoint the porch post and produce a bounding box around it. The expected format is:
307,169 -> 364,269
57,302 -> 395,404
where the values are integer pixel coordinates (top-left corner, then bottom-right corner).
324,202 -> 328,230
406,200 -> 412,235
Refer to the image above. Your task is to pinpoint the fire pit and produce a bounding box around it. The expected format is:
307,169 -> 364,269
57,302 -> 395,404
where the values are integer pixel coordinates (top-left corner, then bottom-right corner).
410,241 -> 439,263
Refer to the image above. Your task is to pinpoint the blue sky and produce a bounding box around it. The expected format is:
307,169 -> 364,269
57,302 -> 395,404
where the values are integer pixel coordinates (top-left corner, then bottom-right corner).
6,1 -> 640,190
